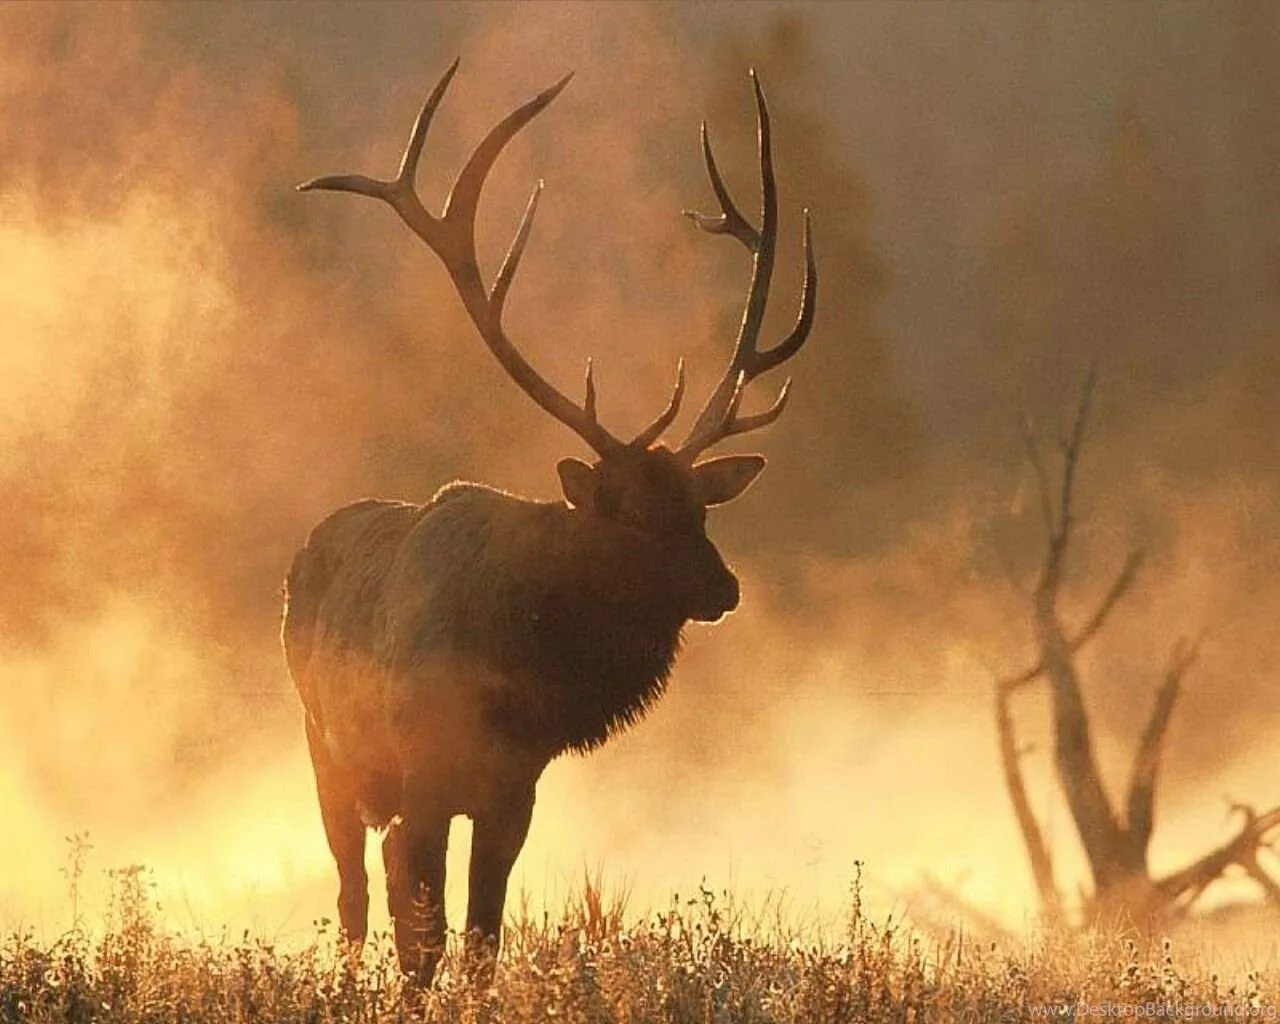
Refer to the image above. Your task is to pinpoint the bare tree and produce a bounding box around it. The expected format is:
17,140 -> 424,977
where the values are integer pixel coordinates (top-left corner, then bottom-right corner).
996,371 -> 1280,927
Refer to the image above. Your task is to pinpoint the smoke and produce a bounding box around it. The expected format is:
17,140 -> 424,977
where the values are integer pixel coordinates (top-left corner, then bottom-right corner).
1,1 -> 1278,937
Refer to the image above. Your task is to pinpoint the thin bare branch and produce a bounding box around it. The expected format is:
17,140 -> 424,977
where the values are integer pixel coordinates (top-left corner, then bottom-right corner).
1124,638 -> 1198,856
1019,415 -> 1057,539
1156,803 -> 1280,909
1054,364 -> 1098,554
998,548 -> 1145,693
995,684 -> 1065,925
1070,549 -> 1145,657
1240,856 -> 1280,907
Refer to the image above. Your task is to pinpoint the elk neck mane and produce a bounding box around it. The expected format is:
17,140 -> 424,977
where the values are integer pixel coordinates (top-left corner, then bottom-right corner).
294,481 -> 688,760
409,480 -> 687,754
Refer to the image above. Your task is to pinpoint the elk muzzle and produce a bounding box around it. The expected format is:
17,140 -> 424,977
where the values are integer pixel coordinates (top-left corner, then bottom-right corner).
681,537 -> 741,623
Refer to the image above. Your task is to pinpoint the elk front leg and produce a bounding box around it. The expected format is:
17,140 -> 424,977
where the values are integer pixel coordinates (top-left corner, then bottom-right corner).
465,783 -> 535,966
304,715 -> 368,945
391,780 -> 451,986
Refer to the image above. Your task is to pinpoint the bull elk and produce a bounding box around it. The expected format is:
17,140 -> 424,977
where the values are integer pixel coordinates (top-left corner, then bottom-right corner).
282,59 -> 816,984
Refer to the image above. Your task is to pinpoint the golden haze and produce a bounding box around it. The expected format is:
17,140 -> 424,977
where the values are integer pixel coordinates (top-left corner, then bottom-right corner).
1,2 -> 1278,948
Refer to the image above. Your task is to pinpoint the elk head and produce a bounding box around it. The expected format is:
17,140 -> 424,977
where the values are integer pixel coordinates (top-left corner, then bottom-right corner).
298,60 -> 816,623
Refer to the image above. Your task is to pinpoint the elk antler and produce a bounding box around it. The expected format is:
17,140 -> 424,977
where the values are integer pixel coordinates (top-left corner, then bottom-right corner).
676,70 -> 818,464
297,60 -> 685,457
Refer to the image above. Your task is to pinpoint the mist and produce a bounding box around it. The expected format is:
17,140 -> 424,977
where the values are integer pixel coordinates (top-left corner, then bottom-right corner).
2,2 -> 1278,940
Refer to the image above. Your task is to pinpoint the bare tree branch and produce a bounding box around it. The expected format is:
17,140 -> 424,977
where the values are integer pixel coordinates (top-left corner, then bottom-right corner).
998,548 -> 1145,693
1239,856 -> 1280,907
1156,803 -> 1280,910
1019,414 -> 1057,539
1124,638 -> 1198,858
1071,548 -> 1145,659
995,684 -> 1065,925
1053,364 -> 1098,560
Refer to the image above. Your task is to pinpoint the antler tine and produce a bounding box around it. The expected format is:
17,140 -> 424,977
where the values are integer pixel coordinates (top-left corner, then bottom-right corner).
755,210 -> 817,374
299,62 -> 625,456
489,179 -> 543,317
299,63 -> 813,460
682,123 -> 760,253
583,358 -> 597,419
740,66 -> 779,360
676,70 -> 815,463
297,58 -> 460,244
720,377 -> 792,439
443,72 -> 574,237
397,57 -> 461,187
631,359 -> 687,449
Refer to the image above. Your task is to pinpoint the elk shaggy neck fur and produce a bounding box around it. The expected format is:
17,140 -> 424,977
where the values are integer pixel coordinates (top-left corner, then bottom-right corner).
285,482 -> 686,797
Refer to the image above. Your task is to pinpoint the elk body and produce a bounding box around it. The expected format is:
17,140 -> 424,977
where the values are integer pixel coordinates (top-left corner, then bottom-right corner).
282,60 -> 816,984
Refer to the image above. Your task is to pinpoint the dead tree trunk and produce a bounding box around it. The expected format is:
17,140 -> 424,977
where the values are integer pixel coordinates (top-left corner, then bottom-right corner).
995,370 -> 1280,928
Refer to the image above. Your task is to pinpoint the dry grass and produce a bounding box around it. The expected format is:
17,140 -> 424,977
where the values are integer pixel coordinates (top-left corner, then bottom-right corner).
4,862 -> 1280,1023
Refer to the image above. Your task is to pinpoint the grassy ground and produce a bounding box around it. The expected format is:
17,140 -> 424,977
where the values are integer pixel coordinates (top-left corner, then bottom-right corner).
3,865 -> 1278,1023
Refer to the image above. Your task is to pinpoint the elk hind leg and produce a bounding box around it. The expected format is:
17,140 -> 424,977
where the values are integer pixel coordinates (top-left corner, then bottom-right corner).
304,715 -> 369,945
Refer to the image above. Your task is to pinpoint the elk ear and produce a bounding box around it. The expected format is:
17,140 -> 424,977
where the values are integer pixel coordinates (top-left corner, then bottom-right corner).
691,454 -> 766,507
557,457 -> 597,509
